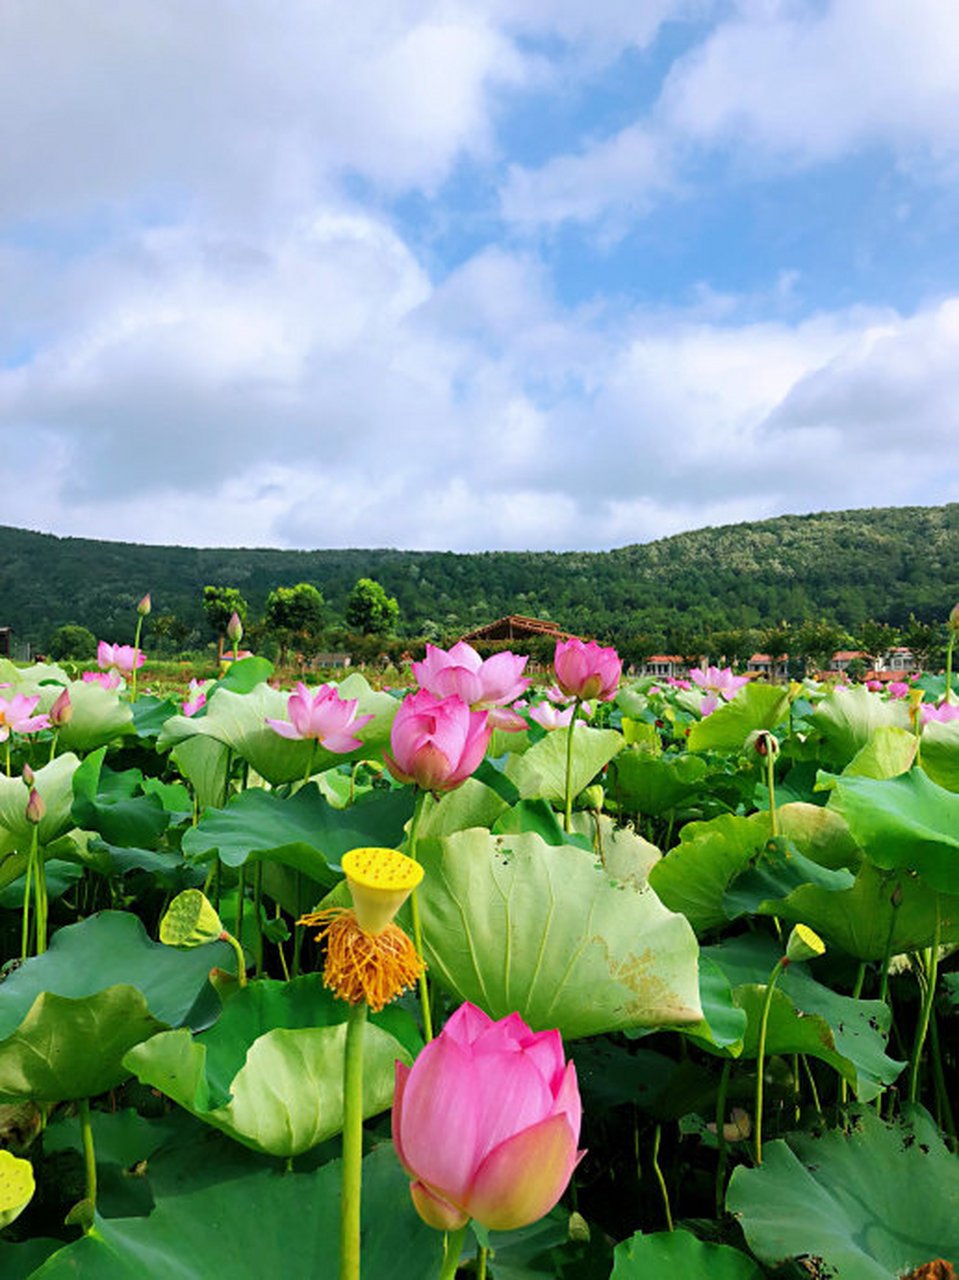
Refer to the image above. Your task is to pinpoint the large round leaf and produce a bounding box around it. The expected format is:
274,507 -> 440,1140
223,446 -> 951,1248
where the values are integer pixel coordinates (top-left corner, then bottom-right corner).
0,912 -> 231,1102
40,679 -> 135,753
504,724 -> 622,802
648,813 -> 768,934
158,677 -> 397,785
727,1106 -> 959,1279
921,717 -> 959,792
0,753 -> 81,864
612,1229 -> 763,1278
810,686 -> 911,767
417,829 -> 702,1039
687,683 -> 790,753
124,976 -> 419,1156
28,1144 -> 443,1279
608,750 -> 709,817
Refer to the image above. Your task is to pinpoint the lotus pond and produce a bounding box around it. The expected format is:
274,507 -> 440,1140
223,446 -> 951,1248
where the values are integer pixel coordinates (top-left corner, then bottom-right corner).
0,626 -> 957,1280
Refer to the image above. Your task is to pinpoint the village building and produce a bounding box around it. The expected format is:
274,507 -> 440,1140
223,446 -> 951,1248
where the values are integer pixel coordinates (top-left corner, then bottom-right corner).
640,654 -> 689,679
747,653 -> 790,679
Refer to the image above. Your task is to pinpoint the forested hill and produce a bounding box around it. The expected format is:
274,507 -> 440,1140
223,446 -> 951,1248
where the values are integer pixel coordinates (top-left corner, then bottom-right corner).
2,504 -> 958,651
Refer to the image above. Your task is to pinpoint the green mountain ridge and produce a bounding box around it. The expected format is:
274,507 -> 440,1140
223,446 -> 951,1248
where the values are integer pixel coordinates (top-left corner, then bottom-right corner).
2,504 -> 958,650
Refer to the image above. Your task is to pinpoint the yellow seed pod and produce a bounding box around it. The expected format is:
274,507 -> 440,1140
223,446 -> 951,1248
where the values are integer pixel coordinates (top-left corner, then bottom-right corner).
342,846 -> 424,936
786,923 -> 826,964
160,889 -> 223,948
0,1149 -> 35,1228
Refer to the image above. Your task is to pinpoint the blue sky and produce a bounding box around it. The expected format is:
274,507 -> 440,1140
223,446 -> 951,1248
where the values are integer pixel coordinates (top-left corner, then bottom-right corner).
1,0 -> 958,552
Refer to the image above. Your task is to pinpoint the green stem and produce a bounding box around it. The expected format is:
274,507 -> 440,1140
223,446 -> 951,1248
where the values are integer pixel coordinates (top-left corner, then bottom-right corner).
754,957 -> 787,1165
765,750 -> 778,837
293,870 -> 305,978
35,841 -> 48,955
221,930 -> 248,987
21,830 -> 34,961
235,864 -> 246,948
563,702 -> 579,833
651,1123 -> 673,1231
341,1001 -> 367,1280
800,1054 -> 823,1118
929,1011 -> 956,1144
945,633 -> 955,705
908,898 -> 941,1104
476,1244 -> 488,1280
437,1223 -> 469,1280
252,860 -> 264,978
407,789 -> 433,1042
878,883 -> 902,1008
303,750 -> 315,786
4,739 -> 10,778
714,1059 -> 732,1218
78,1097 -> 97,1228
49,731 -> 58,763
131,615 -> 144,702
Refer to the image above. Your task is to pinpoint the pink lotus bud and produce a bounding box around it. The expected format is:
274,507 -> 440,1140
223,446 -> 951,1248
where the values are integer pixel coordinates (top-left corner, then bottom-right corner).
50,688 -> 73,726
265,682 -> 373,753
392,1002 -> 582,1232
949,602 -> 959,634
137,593 -> 152,617
553,638 -> 622,702
21,763 -> 35,787
383,690 -> 492,792
25,788 -> 45,825
227,611 -> 244,644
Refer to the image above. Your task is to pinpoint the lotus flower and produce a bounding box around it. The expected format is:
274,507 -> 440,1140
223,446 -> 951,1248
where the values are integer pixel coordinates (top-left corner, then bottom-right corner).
689,665 -> 749,701
97,641 -> 145,675
82,670 -> 123,691
554,639 -> 621,702
266,682 -> 373,753
920,701 -> 959,725
392,1002 -> 582,1232
182,680 -> 208,718
528,701 -> 575,731
384,690 -> 491,792
888,681 -> 910,698
412,642 -> 530,731
0,694 -> 51,742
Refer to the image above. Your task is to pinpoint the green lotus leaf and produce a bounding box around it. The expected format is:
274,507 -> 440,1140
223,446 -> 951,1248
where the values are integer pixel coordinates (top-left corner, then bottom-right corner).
158,676 -> 397,785
727,1106 -> 959,1279
681,956 -> 747,1054
0,912 -> 232,1102
417,828 -> 702,1039
705,934 -> 902,1100
840,724 -> 918,779
921,716 -> 959,791
28,1144 -> 443,1279
504,724 -> 623,803
776,801 -> 861,870
181,784 -> 413,883
170,734 -> 230,810
810,686 -> 911,767
687,684 -> 790,754
722,836 -> 855,920
39,679 -> 135,753
0,753 -> 81,863
827,768 -> 959,894
124,976 -> 419,1156
71,750 -> 169,849
648,813 -> 768,934
567,812 -> 661,887
418,777 -> 510,840
609,749 -> 709,816
612,1229 -> 763,1279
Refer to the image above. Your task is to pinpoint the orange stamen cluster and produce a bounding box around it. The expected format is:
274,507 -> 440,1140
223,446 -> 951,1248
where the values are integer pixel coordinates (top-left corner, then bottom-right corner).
299,907 -> 425,1012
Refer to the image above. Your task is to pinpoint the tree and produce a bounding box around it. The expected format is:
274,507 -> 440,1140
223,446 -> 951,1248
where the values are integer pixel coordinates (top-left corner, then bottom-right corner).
795,620 -> 849,676
857,620 -> 900,671
264,583 -> 325,663
202,586 -> 249,656
47,624 -> 97,661
345,578 -> 400,636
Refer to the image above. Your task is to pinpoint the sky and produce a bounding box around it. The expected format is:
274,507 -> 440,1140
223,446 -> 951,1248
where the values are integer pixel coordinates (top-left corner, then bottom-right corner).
2,0 -> 959,553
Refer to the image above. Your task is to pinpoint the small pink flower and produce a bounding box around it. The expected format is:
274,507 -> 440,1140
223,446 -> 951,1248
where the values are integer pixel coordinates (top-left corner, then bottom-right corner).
0,694 -> 51,742
666,676 -> 692,690
97,641 -> 146,675
920,701 -> 959,725
888,681 -> 910,698
528,701 -> 575,731
266,682 -> 374,753
82,670 -> 124,691
392,1002 -> 582,1232
182,680 -> 208,718
413,643 -> 530,713
690,665 -> 749,701
384,690 -> 492,792
866,679 -> 883,692
554,639 -> 621,702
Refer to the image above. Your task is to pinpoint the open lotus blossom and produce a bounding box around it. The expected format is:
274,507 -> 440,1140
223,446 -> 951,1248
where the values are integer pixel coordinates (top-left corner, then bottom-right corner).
384,690 -> 492,792
690,665 -> 750,701
97,641 -> 145,675
666,676 -> 692,690
528,701 -> 575,731
393,1002 -> 582,1232
0,694 -> 51,742
554,638 -> 621,702
182,680 -> 209,718
866,679 -> 883,692
412,642 -> 530,731
919,701 -> 959,725
82,670 -> 123,691
265,682 -> 373,753
888,681 -> 910,698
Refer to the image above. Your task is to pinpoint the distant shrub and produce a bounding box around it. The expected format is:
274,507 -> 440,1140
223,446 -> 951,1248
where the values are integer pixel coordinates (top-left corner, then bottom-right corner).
47,623 -> 97,661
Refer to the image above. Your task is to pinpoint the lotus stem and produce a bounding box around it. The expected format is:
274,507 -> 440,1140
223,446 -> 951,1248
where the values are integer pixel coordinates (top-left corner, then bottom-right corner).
341,1000 -> 367,1280
78,1097 -> 97,1229
563,701 -> 580,833
651,1123 -> 673,1231
755,956 -> 787,1165
407,789 -> 433,1042
252,860 -> 264,977
476,1245 -> 488,1280
908,897 -> 941,1104
220,929 -> 248,988
437,1223 -> 469,1280
714,1060 -> 732,1217
765,750 -> 777,837
131,614 -> 144,702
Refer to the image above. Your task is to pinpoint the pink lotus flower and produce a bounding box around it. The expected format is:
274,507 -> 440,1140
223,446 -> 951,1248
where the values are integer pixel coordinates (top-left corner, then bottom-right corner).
97,641 -> 145,675
888,681 -> 910,698
412,642 -> 530,731
866,679 -> 883,692
690,665 -> 749,701
554,638 -> 621,702
699,694 -> 720,717
182,680 -> 208,718
920,701 -> 959,725
528,701 -> 575,731
666,676 -> 692,690
0,694 -> 51,742
265,682 -> 374,753
384,690 -> 492,792
82,670 -> 123,691
392,1002 -> 582,1232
